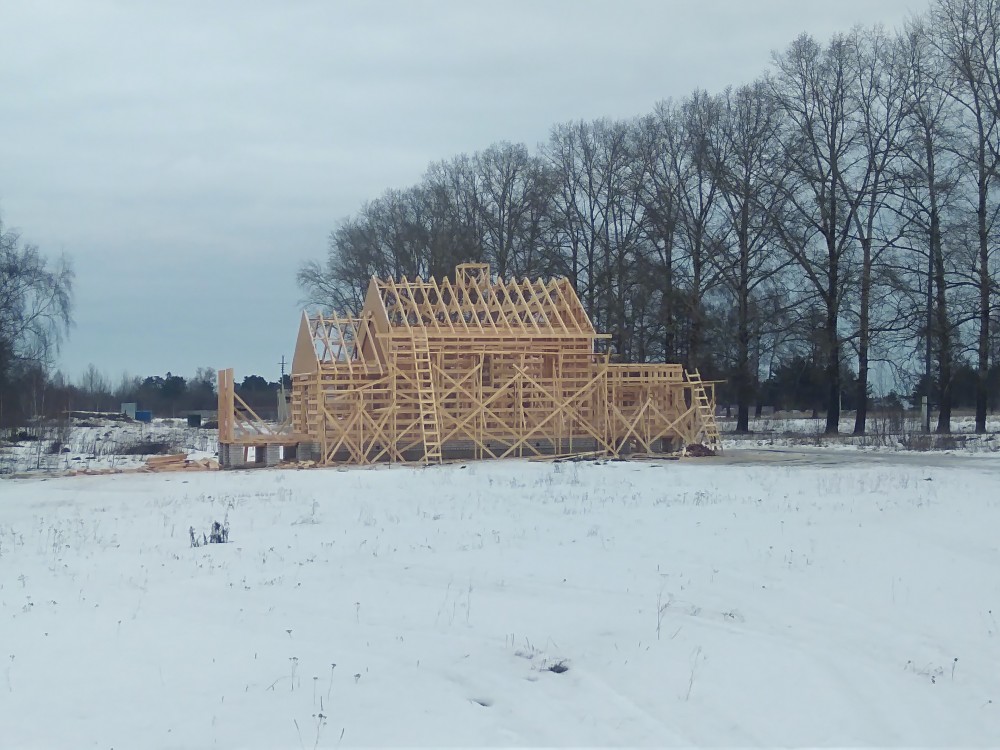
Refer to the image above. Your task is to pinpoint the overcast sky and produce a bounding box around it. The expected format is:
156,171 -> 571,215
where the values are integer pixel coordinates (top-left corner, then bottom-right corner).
1,0 -> 924,385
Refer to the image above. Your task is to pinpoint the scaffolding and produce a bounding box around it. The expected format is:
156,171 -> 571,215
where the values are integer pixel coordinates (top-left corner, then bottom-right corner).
218,263 -> 720,467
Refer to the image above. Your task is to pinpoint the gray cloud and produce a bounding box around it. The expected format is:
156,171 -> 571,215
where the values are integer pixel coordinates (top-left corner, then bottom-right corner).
0,0 -> 922,382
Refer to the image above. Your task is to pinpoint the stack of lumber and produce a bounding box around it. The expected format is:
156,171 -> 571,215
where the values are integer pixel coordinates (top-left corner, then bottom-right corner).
277,460 -> 318,470
142,454 -> 220,472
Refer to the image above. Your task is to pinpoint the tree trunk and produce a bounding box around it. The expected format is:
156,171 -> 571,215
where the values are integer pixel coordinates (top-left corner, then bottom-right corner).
977,251 -> 989,433
853,239 -> 871,435
931,185 -> 952,433
976,130 -> 990,434
825,142 -> 842,436
735,295 -> 751,433
662,237 -> 674,360
689,245 -> 703,371
825,255 -> 841,435
825,327 -> 841,434
736,403 -> 750,433
735,227 -> 752,433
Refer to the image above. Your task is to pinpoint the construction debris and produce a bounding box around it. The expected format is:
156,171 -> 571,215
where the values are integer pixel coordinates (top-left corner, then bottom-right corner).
8,451 -> 220,479
140,454 -> 220,473
64,467 -> 125,477
144,453 -> 188,468
275,460 -> 318,470
684,443 -> 717,458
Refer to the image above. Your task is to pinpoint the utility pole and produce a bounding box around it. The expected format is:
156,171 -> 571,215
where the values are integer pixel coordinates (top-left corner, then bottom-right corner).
278,356 -> 288,423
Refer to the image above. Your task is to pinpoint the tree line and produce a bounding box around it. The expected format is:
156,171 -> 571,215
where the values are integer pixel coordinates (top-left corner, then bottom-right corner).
38,368 -> 289,422
2,357 -> 289,428
2,212 -> 288,427
300,0 -> 1000,435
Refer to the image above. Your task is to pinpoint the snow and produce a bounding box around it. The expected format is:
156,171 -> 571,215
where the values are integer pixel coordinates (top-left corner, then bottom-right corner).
719,413 -> 1000,435
2,453 -> 999,746
5,413 -> 998,478
1,418 -> 217,476
719,414 -> 1000,453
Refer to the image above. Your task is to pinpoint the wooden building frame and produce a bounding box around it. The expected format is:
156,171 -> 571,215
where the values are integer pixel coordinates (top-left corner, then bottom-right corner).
218,263 -> 720,467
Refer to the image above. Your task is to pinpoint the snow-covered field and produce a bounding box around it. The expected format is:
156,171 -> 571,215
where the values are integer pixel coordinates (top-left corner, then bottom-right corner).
5,411 -> 998,479
719,414 -> 1000,453
718,413 -> 1000,435
2,454 -> 999,746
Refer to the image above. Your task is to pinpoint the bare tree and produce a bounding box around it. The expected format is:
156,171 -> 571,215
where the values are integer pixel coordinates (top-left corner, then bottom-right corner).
425,153 -> 485,261
543,121 -> 611,326
594,119 -> 651,360
636,103 -> 684,361
930,0 -> 1000,432
771,33 -> 867,434
894,18 -> 966,432
0,215 -> 73,424
664,92 -> 727,370
298,203 -> 387,313
298,183 -> 475,312
472,142 -> 553,279
839,26 -> 912,434
78,363 -> 110,412
711,80 -> 794,432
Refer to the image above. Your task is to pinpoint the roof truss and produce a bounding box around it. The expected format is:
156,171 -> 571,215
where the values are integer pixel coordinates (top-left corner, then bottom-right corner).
373,271 -> 596,336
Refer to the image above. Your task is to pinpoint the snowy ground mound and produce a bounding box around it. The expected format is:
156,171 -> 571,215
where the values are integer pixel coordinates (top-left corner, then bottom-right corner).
1,456 -> 998,746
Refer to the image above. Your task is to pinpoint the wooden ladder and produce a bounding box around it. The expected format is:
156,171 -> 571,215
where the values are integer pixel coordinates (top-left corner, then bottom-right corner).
687,369 -> 722,453
412,335 -> 442,464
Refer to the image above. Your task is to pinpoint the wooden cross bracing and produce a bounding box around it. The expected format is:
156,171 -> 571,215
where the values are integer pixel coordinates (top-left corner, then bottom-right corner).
220,264 -> 722,465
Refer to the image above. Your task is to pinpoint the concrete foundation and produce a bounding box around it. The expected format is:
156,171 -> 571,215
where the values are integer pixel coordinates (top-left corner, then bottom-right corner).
219,434 -> 679,469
